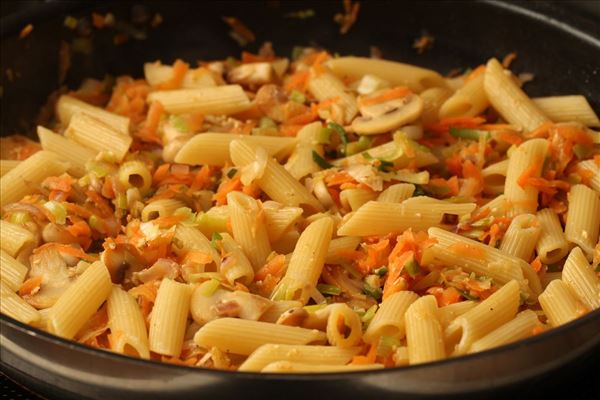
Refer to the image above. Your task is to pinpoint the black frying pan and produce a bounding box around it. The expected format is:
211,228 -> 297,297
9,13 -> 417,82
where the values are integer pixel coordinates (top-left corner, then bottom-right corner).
1,1 -> 600,399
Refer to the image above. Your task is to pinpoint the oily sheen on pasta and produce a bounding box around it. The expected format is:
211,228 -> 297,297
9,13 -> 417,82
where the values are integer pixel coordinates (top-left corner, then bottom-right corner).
1,47 -> 599,372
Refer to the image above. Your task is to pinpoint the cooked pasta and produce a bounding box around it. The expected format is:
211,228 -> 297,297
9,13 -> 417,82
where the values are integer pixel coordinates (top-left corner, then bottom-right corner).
1,48 -> 598,372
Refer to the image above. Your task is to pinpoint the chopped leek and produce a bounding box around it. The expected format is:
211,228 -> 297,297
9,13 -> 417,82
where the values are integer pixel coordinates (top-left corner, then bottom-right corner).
227,168 -> 238,179
317,127 -> 333,144
360,304 -> 378,325
43,201 -> 67,225
9,212 -> 31,225
346,135 -> 373,156
312,151 -> 333,169
317,283 -> 342,296
404,258 -> 420,278
573,144 -> 592,160
328,122 -> 348,155
363,283 -> 382,300
459,290 -> 479,301
304,304 -> 327,313
374,266 -> 388,277
449,127 -> 490,141
211,232 -> 223,249
199,278 -> 221,297
413,185 -> 427,196
259,117 -> 277,129
169,115 -> 189,133
289,90 -> 306,104
377,335 -> 401,357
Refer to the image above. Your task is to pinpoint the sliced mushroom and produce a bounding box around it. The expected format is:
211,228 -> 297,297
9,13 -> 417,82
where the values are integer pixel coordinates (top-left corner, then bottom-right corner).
132,258 -> 179,284
352,92 -> 423,135
190,287 -> 273,325
26,245 -> 76,308
227,62 -> 275,88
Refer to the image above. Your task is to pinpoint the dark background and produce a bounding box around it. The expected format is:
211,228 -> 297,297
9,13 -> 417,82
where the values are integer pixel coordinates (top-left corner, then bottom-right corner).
1,1 -> 599,399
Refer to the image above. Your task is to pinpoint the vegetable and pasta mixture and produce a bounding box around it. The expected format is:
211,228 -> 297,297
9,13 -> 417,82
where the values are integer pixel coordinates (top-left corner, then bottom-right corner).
1,46 -> 599,372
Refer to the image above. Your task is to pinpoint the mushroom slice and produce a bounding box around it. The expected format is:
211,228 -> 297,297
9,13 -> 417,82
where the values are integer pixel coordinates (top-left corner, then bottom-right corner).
191,287 -> 273,325
352,92 -> 423,135
227,62 -> 275,88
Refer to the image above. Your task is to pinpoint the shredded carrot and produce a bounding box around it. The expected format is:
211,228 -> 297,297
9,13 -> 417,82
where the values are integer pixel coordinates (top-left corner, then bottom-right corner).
465,65 -> 485,83
526,121 -> 553,138
33,242 -> 97,262
495,130 -> 524,145
157,59 -> 189,90
213,176 -> 242,205
448,242 -> 485,259
311,51 -> 331,75
595,154 -> 600,168
359,86 -> 411,107
241,51 -> 275,63
92,13 -> 106,29
254,254 -> 286,282
284,71 -> 310,93
279,124 -> 304,137
19,24 -> 33,39
65,220 -> 92,238
350,341 -> 378,365
555,124 -> 593,145
184,251 -> 214,265
153,214 -> 186,228
18,276 -> 43,297
532,325 -> 545,336
530,257 -> 542,273
356,238 -> 390,275
137,101 -> 164,145
517,157 -> 543,188
501,52 -> 517,68
427,286 -> 462,307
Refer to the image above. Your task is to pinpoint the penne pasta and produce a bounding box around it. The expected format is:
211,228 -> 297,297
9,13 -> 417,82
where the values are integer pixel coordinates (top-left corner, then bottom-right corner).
229,140 -> 323,212
565,184 -> 600,260
533,95 -> 600,127
0,249 -> 28,291
504,138 -> 549,216
308,68 -> 357,125
439,72 -> 489,118
271,217 -> 333,304
561,247 -> 600,310
445,280 -> 520,355
218,232 -> 255,285
338,198 -> 476,237
56,95 -> 130,135
483,58 -> 548,131
148,279 -> 192,357
228,192 -> 272,271
535,208 -> 570,264
404,295 -> 445,364
47,262 -> 112,339
0,160 -> 20,177
499,214 -> 541,261
539,279 -> 584,327
364,291 -> 419,344
65,112 -> 132,162
174,133 -> 297,166
107,285 -> 150,359
0,150 -> 69,208
377,183 -> 415,203
0,220 -> 35,259
468,310 -> 541,353
193,318 -> 327,356
0,281 -> 41,324
327,57 -> 446,93
147,85 -> 251,115
37,126 -> 98,177
239,344 -> 359,372
261,361 -> 384,373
